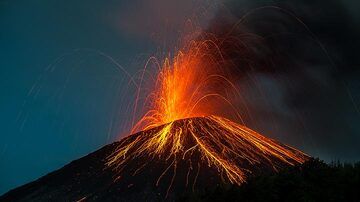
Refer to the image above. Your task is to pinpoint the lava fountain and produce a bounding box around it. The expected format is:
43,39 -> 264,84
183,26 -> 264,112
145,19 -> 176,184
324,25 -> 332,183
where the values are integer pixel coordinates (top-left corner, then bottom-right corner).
106,36 -> 309,196
130,38 -> 244,133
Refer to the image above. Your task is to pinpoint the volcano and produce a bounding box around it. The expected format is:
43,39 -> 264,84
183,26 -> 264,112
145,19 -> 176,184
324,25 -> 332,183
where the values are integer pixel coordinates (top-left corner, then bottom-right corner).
0,116 -> 309,201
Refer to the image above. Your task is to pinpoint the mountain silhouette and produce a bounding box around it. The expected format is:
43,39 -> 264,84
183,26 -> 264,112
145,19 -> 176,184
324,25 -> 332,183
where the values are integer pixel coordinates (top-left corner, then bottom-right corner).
0,116 -> 309,201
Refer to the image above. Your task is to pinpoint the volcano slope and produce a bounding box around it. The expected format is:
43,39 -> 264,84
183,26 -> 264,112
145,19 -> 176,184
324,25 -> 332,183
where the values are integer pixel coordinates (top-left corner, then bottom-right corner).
0,116 -> 309,201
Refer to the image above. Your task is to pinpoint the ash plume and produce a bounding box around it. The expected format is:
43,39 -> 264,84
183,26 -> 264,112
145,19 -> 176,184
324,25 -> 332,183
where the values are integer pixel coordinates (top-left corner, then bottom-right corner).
202,0 -> 360,161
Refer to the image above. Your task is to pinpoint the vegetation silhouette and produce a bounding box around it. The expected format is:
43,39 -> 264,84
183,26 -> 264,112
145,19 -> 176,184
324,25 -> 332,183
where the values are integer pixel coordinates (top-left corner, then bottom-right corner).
179,158 -> 360,202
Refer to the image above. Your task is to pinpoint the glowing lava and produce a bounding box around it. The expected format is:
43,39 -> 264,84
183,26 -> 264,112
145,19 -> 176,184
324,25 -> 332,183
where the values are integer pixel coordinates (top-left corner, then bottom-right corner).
108,116 -> 308,185
107,38 -> 309,196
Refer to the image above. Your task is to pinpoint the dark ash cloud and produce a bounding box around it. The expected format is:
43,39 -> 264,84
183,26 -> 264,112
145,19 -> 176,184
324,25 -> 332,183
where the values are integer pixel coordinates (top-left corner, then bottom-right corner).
205,0 -> 360,161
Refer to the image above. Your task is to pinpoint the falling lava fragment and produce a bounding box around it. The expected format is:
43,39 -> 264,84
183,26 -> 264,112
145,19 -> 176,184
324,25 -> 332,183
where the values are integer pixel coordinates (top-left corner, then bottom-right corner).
0,116 -> 309,201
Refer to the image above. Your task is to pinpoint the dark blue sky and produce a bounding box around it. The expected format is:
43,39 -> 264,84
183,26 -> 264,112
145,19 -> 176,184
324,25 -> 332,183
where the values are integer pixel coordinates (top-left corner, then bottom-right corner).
0,0 -> 155,194
1,0 -> 360,195
0,0 -> 217,194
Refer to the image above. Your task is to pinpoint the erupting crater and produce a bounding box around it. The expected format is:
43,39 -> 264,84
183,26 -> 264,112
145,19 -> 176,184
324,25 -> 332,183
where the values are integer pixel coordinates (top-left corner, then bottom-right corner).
1,37 -> 311,201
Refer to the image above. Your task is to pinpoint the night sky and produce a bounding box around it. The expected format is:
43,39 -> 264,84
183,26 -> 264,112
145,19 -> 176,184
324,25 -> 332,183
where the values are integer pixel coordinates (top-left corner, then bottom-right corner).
1,0 -> 359,195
